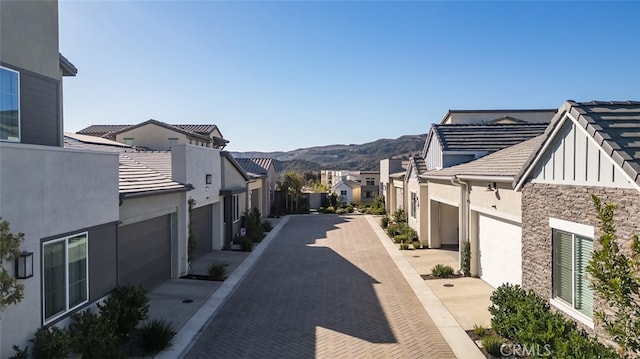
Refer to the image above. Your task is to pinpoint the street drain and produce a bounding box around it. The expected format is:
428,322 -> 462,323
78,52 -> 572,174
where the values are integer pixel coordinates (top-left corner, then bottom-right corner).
443,284 -> 454,288
182,299 -> 194,304
413,255 -> 420,258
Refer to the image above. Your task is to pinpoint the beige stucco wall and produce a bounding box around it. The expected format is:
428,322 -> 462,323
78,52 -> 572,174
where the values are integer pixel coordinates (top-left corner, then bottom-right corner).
428,180 -> 460,206
406,178 -> 429,243
468,180 -> 522,223
222,157 -> 248,190
115,124 -> 209,151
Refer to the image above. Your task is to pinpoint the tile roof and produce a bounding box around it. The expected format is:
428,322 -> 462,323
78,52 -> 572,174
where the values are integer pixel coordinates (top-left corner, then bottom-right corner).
406,156 -> 428,178
109,119 -> 212,142
235,158 -> 274,176
516,100 -> 640,188
432,123 -> 548,152
422,136 -> 544,182
64,134 -> 190,196
76,125 -> 130,138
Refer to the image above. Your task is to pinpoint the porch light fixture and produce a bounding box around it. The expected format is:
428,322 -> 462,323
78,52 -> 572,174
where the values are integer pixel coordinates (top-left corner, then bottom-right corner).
486,182 -> 497,191
205,174 -> 212,185
15,251 -> 33,279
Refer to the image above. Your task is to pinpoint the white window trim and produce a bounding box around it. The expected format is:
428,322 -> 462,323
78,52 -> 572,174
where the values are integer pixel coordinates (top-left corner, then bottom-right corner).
410,191 -> 417,219
42,232 -> 89,325
549,218 -> 594,238
0,65 -> 21,142
549,218 -> 595,328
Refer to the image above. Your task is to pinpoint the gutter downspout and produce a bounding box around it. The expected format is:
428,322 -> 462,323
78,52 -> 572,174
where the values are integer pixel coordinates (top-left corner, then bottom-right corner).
451,176 -> 470,273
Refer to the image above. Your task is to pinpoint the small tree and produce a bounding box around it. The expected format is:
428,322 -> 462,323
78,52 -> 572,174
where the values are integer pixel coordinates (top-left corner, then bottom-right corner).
0,219 -> 25,311
586,195 -> 640,356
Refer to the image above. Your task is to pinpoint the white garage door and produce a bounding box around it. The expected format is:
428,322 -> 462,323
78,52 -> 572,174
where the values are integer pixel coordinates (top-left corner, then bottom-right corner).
478,214 -> 522,289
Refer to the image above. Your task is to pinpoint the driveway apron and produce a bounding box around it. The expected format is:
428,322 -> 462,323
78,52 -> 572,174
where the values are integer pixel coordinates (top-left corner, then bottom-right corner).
185,215 -> 456,359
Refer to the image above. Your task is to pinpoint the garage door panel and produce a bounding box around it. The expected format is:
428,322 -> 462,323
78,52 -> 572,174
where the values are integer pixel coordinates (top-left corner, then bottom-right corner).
118,215 -> 171,291
479,214 -> 522,289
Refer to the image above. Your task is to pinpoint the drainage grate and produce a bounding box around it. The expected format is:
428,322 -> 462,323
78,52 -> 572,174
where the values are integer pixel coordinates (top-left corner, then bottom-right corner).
443,283 -> 454,288
413,255 -> 420,258
182,299 -> 194,304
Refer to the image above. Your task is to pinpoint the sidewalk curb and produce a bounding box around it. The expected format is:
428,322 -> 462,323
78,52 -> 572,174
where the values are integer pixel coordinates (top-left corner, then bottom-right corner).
157,215 -> 292,359
365,215 -> 485,359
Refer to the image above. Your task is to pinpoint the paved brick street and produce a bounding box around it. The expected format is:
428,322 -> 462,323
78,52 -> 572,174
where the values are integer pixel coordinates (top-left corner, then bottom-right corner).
185,215 -> 456,359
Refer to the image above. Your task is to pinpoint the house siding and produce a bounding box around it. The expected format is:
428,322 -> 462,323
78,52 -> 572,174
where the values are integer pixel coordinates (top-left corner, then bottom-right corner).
88,222 -> 118,301
20,71 -> 60,146
522,182 -> 640,338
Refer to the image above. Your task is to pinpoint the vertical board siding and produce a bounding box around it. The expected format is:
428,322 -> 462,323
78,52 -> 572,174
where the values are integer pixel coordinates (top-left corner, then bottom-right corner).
20,72 -> 60,146
89,223 -> 118,301
531,121 -> 633,188
425,136 -> 442,170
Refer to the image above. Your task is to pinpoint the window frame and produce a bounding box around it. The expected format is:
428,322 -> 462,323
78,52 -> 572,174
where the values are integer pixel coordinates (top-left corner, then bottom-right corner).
123,138 -> 134,146
42,232 -> 89,325
0,65 -> 21,142
410,192 -> 417,218
549,218 -> 594,328
366,178 -> 375,186
233,194 -> 240,223
168,138 -> 179,147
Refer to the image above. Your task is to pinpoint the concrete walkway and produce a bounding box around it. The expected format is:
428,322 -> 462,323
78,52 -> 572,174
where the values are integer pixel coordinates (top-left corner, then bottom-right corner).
150,214 -> 489,358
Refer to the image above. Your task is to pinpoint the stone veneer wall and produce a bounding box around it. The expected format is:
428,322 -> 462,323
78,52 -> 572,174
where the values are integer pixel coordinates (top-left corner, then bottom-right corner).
522,182 -> 640,337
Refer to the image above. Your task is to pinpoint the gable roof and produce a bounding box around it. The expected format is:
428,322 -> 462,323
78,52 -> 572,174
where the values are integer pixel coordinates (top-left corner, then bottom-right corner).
77,122 -> 229,146
59,53 -> 78,77
422,136 -> 544,185
64,134 -> 191,197
515,100 -> 640,190
333,180 -> 360,190
431,123 -> 548,153
405,156 -> 428,180
235,158 -> 274,176
221,152 -> 251,181
439,108 -> 556,124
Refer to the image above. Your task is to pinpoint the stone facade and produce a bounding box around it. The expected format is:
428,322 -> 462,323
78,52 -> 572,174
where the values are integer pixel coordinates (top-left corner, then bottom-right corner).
522,182 -> 640,337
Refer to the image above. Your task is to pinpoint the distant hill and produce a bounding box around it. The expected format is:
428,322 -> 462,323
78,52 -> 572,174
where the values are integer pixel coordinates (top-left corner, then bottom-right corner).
232,134 -> 426,172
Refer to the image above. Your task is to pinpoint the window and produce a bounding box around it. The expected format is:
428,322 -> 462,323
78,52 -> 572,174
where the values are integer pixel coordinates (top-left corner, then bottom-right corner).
365,191 -> 373,198
233,194 -> 240,222
0,66 -> 20,142
366,178 -> 375,186
552,228 -> 594,319
123,138 -> 134,146
168,138 -> 178,147
340,190 -> 347,196
43,233 -> 88,323
410,192 -> 417,218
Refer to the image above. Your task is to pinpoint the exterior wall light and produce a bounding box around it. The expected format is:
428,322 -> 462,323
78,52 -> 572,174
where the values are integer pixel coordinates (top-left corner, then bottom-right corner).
15,251 -> 33,279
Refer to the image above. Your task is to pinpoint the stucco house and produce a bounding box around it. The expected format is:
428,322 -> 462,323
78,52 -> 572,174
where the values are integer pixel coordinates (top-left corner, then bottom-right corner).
0,1 -> 120,355
77,120 -> 229,150
235,158 -> 277,217
514,100 -> 640,336
421,136 -> 543,288
220,152 -> 250,248
379,159 -> 407,212
359,171 -> 380,203
332,180 -> 360,205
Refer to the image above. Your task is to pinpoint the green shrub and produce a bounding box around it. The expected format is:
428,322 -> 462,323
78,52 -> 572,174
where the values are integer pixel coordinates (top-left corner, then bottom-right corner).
473,324 -> 488,338
68,309 -> 120,359
346,205 -> 354,213
208,263 -> 226,281
461,241 -> 471,277
31,326 -> 69,359
323,206 -> 336,214
399,243 -> 410,250
481,335 -> 503,357
336,208 -> 347,215
240,237 -> 253,251
9,345 -> 29,359
318,206 -> 325,213
412,241 -> 423,249
489,284 -> 619,357
392,209 -> 407,223
261,220 -> 273,232
380,215 -> 390,228
394,234 -> 408,243
373,207 -> 386,215
402,226 -> 418,241
139,319 -> 177,355
386,223 -> 398,237
431,264 -> 454,278
98,284 -> 149,338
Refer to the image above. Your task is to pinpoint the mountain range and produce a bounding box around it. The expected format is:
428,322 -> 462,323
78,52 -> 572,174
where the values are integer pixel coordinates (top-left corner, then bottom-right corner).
232,134 -> 426,172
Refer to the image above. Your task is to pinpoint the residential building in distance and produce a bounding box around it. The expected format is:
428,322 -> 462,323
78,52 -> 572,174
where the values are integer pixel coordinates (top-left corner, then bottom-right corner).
235,157 -> 277,217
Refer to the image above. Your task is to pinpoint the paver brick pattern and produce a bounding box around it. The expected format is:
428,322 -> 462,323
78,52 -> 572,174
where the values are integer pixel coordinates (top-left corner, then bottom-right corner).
185,215 -> 456,359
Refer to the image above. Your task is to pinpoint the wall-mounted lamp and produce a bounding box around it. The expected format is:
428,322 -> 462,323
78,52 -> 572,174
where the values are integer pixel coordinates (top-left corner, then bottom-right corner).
205,174 -> 212,185
416,197 -> 420,207
15,251 -> 33,279
486,182 -> 497,191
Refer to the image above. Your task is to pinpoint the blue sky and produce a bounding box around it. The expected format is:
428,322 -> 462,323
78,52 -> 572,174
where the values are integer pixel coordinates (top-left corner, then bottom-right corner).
59,1 -> 640,152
